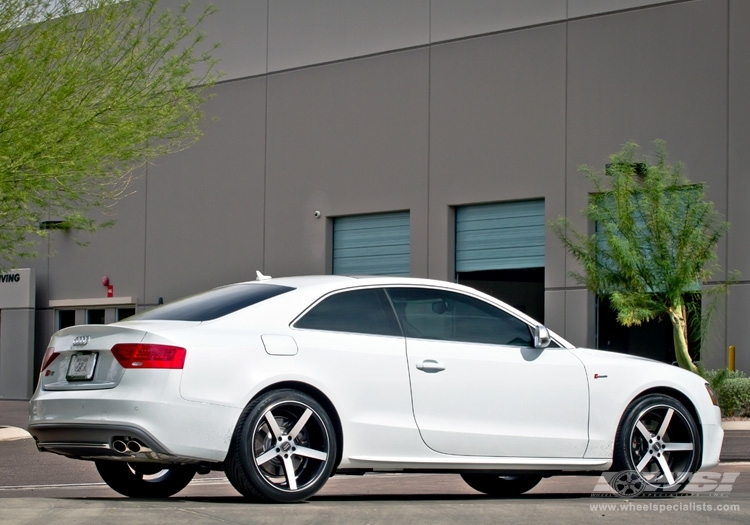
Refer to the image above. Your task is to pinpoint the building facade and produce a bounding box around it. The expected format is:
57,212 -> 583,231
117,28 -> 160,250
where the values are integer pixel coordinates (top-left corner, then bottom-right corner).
3,0 -> 749,398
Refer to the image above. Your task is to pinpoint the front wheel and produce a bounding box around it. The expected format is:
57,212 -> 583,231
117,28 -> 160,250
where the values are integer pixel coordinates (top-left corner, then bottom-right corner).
225,389 -> 337,503
613,394 -> 701,494
460,473 -> 542,497
95,461 -> 196,498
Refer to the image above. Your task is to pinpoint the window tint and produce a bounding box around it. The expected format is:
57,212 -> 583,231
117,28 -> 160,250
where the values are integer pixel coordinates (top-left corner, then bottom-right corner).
295,288 -> 401,336
386,287 -> 532,346
132,284 -> 294,322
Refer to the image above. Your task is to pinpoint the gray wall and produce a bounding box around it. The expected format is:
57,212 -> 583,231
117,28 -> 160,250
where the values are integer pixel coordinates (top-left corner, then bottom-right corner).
22,0 -> 750,375
265,49 -> 429,276
0,309 -> 35,399
157,0 -> 676,80
727,0 -> 750,374
144,79 -> 268,304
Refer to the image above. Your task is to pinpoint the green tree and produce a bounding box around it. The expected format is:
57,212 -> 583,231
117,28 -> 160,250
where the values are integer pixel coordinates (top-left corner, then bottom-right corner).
551,141 -> 731,373
0,0 -> 219,267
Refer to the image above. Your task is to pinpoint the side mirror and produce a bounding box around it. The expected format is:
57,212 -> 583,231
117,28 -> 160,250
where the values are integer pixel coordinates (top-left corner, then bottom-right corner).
533,325 -> 551,349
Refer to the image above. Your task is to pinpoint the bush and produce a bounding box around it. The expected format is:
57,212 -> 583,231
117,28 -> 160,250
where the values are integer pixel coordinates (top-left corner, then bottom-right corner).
700,368 -> 750,417
716,378 -> 750,417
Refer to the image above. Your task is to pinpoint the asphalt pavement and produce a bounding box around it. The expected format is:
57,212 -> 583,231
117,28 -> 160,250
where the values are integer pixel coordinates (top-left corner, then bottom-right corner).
2,399 -> 750,524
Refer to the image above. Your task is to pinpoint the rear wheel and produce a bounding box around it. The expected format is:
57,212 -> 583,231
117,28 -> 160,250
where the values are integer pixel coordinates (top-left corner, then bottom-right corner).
460,473 -> 542,497
613,394 -> 701,494
226,389 -> 337,503
95,461 -> 196,498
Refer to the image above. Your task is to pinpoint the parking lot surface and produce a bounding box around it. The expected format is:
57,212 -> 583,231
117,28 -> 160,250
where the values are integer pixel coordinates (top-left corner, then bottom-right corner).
2,400 -> 749,524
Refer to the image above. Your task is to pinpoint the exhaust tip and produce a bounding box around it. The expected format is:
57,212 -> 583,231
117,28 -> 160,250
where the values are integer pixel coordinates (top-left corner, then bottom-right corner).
112,440 -> 127,453
112,436 -> 152,455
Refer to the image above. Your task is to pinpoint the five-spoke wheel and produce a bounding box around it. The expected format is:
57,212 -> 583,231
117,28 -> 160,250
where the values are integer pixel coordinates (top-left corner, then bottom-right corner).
613,394 -> 701,493
226,389 -> 337,503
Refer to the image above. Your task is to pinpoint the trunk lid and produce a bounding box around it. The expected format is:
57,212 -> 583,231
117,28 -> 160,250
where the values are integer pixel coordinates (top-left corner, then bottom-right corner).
39,323 -> 192,391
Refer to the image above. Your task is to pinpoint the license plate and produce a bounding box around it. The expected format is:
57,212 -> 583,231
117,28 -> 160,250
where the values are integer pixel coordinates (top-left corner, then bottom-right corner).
66,352 -> 98,381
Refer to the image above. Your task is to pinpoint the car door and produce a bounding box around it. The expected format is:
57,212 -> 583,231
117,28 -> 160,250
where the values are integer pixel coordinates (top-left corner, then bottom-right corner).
386,286 -> 589,458
291,287 -> 418,458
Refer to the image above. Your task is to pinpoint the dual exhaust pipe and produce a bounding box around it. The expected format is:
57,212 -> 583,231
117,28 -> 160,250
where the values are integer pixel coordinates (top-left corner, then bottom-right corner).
112,438 -> 151,455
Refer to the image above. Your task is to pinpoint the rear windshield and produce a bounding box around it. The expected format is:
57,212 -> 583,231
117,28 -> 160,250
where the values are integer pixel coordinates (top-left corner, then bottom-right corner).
131,283 -> 294,322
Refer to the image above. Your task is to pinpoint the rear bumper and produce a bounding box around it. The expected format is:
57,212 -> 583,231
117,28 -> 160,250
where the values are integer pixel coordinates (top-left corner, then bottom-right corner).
28,422 -> 179,462
29,370 -> 243,463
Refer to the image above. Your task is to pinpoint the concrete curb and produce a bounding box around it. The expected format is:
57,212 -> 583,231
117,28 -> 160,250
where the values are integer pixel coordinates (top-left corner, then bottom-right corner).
0,426 -> 31,442
722,420 -> 750,430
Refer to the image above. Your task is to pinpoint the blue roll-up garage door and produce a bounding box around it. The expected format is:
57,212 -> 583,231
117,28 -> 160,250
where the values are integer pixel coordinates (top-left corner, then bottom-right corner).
333,211 -> 410,276
456,200 -> 545,272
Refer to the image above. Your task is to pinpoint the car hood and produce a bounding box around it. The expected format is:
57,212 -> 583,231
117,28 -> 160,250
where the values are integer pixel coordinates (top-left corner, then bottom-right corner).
572,346 -> 663,366
570,346 -> 698,382
569,346 -> 717,419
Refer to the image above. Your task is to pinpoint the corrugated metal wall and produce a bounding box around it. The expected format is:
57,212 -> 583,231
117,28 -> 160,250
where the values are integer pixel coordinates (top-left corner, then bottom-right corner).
456,200 -> 545,273
333,212 -> 410,275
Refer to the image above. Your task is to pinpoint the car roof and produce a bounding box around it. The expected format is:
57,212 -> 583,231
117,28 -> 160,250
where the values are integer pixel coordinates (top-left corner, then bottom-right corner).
235,274 -> 490,309
244,274 -> 466,291
248,275 -> 572,348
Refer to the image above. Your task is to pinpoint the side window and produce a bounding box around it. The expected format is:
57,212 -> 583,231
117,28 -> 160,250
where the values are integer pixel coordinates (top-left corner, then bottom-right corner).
294,288 -> 401,336
386,287 -> 532,346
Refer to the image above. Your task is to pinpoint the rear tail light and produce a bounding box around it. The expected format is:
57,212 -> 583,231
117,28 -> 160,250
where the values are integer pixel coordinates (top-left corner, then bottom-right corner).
111,343 -> 186,369
40,347 -> 60,375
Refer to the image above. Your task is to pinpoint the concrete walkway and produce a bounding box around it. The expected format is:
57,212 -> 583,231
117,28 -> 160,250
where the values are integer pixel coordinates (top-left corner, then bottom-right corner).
0,426 -> 30,441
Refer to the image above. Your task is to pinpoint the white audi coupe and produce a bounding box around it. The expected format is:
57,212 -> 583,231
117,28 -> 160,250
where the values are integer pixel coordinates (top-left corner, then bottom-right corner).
28,275 -> 723,502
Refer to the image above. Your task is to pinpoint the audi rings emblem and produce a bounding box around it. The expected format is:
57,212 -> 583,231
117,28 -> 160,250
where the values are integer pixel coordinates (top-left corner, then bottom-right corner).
72,335 -> 90,347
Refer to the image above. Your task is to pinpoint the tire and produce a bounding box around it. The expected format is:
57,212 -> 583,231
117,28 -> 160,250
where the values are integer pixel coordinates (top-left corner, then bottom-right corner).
226,389 -> 337,503
460,473 -> 542,497
95,461 -> 196,498
612,394 -> 701,494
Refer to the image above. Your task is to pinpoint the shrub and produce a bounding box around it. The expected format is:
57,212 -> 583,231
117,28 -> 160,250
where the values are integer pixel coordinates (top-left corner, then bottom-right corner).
700,368 -> 750,417
716,378 -> 750,417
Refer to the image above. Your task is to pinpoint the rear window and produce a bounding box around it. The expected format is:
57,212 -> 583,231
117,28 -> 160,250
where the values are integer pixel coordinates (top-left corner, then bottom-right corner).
132,284 -> 294,322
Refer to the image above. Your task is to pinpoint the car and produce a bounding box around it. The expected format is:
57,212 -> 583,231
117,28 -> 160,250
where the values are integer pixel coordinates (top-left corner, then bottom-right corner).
28,274 -> 723,502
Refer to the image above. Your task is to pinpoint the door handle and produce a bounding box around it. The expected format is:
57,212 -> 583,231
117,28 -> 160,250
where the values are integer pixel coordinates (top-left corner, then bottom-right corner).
416,360 -> 445,373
